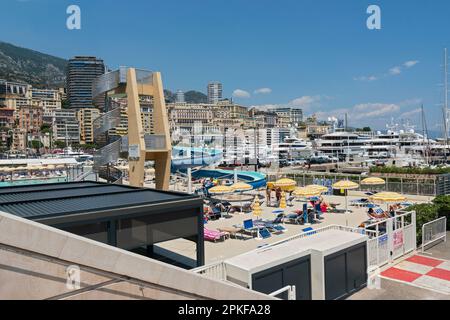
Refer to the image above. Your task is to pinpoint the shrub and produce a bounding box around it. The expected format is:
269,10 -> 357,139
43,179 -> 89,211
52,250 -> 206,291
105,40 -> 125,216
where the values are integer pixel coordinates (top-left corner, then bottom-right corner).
406,203 -> 439,245
432,195 -> 450,230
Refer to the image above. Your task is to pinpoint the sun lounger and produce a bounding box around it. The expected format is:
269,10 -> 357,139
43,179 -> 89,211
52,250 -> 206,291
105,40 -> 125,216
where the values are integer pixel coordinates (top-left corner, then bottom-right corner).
203,228 -> 228,242
258,228 -> 272,239
217,226 -> 244,239
350,198 -> 370,207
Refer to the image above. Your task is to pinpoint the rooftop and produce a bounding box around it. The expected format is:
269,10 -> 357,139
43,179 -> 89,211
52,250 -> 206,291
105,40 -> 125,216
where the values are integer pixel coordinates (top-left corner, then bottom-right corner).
0,181 -> 201,222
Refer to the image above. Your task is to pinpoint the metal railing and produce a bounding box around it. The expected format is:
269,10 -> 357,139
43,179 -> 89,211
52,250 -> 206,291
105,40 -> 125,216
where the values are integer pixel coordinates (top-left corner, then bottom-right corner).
422,217 -> 447,253
93,139 -> 122,169
269,285 -> 296,300
366,211 -> 417,268
192,225 -> 376,281
271,171 -> 438,196
121,134 -> 168,151
191,261 -> 227,281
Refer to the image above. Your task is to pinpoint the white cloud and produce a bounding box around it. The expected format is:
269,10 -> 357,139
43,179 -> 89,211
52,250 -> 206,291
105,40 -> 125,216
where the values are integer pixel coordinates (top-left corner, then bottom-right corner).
355,60 -> 419,81
352,103 -> 400,119
232,89 -> 251,99
404,60 -> 419,68
249,95 -> 322,112
315,103 -> 400,122
254,88 -> 272,95
400,108 -> 422,118
354,75 -> 378,82
389,66 -> 402,75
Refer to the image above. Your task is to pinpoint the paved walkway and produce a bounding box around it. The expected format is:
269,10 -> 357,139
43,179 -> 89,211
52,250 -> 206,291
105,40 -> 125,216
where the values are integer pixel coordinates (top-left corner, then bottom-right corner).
380,255 -> 450,295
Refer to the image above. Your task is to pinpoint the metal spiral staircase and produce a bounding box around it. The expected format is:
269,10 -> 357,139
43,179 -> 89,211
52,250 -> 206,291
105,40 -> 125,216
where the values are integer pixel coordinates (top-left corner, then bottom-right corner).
91,67 -> 171,188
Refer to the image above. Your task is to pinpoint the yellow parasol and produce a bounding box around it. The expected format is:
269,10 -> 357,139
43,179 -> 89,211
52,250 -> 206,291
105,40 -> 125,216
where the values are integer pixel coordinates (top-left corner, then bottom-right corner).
370,192 -> 406,203
274,178 -> 297,187
279,192 -> 287,209
208,185 -> 234,195
332,180 -> 360,218
361,177 -> 386,186
305,185 -> 329,193
370,192 -> 407,212
231,182 -> 253,192
293,187 -> 321,197
252,198 -> 263,217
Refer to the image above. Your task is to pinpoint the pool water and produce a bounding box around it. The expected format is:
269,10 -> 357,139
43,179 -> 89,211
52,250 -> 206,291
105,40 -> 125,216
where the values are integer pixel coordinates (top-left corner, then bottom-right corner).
0,177 -> 68,187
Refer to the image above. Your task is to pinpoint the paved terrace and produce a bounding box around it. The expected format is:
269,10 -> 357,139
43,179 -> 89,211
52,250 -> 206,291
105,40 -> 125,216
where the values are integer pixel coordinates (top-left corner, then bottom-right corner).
155,190 -> 432,265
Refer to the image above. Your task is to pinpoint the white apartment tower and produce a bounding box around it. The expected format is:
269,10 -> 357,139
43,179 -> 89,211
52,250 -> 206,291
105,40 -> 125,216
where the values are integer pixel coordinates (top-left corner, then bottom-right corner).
207,81 -> 223,104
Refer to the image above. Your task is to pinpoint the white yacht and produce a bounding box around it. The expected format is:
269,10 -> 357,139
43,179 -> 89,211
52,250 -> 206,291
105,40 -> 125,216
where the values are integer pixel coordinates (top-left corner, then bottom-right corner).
273,136 -> 313,160
314,132 -> 369,159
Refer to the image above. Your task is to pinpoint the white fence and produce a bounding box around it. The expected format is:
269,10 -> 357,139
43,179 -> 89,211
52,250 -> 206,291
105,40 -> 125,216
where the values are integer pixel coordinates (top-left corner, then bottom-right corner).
366,211 -> 417,268
422,217 -> 447,253
193,224 -> 376,282
192,261 -> 227,281
269,285 -> 296,300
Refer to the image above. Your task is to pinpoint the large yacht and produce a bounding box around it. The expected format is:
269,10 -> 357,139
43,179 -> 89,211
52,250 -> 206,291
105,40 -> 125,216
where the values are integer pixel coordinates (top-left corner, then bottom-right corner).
273,136 -> 313,160
314,132 -> 369,159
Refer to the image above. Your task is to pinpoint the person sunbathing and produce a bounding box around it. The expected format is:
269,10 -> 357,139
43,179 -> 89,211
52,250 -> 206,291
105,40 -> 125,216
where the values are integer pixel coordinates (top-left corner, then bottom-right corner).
368,208 -> 389,220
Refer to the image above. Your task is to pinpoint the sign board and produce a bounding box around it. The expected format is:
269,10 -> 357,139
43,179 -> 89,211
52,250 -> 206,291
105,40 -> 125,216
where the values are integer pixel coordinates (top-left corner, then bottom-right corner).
379,234 -> 388,245
128,144 -> 140,160
393,229 -> 404,249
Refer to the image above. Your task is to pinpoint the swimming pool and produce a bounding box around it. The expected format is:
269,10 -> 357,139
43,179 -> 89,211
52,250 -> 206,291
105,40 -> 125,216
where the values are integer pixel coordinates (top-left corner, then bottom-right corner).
0,177 -> 68,187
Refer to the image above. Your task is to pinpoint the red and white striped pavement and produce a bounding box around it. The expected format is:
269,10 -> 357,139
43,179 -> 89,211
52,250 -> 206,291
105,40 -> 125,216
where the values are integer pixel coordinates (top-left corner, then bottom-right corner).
380,255 -> 450,295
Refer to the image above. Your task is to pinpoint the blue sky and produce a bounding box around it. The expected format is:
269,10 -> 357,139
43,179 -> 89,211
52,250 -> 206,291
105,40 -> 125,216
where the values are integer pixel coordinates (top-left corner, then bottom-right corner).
2,0 -> 450,132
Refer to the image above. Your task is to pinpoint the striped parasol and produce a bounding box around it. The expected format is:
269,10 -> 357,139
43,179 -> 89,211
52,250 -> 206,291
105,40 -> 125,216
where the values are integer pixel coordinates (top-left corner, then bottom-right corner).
361,177 -> 386,186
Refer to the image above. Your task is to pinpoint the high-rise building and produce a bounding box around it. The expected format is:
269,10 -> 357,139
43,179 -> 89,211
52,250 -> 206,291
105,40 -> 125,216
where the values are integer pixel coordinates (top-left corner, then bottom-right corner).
207,81 -> 222,104
175,90 -> 185,103
66,56 -> 106,109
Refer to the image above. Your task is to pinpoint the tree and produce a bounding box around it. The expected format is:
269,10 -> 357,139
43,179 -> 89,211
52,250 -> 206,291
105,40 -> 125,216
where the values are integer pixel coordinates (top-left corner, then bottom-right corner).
31,140 -> 43,151
40,123 -> 52,134
54,141 -> 66,149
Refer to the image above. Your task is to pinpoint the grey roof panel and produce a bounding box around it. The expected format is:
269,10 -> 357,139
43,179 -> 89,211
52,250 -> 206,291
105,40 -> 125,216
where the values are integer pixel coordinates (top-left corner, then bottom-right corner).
0,181 -> 200,221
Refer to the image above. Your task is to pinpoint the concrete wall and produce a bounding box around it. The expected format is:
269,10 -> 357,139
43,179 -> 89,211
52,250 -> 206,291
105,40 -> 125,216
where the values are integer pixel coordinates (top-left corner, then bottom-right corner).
0,211 -> 273,300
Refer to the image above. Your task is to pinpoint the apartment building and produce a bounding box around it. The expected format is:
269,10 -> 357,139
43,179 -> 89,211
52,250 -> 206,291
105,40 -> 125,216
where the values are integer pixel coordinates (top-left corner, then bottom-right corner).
77,108 -> 101,144
66,56 -> 106,109
0,79 -> 32,110
47,110 -> 80,144
207,81 -> 222,104
0,108 -> 15,128
16,105 -> 43,135
31,88 -> 63,113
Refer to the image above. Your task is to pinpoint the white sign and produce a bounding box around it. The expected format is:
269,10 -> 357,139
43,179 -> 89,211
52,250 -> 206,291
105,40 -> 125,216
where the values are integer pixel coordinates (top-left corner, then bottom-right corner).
129,144 -> 140,160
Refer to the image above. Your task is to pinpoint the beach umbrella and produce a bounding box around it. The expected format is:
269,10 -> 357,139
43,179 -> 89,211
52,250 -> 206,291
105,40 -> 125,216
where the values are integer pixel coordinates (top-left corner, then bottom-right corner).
305,185 -> 329,194
208,185 -> 234,195
252,198 -> 263,217
293,187 -> 321,197
370,192 -> 406,203
231,182 -> 253,192
361,177 -> 386,186
273,178 -> 297,188
370,192 -> 407,212
332,180 -> 359,218
279,192 -> 287,209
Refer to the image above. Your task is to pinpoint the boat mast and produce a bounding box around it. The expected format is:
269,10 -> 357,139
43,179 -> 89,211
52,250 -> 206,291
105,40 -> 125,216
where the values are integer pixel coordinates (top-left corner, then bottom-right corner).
421,104 -> 430,165
443,48 -> 449,163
